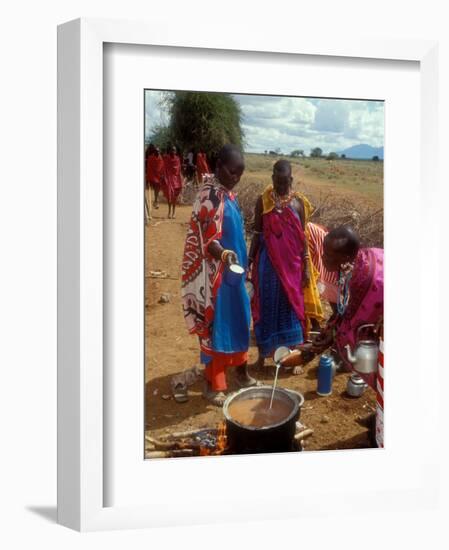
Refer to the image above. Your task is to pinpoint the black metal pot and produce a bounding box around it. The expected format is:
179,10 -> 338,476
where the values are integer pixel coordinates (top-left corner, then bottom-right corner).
222,386 -> 304,454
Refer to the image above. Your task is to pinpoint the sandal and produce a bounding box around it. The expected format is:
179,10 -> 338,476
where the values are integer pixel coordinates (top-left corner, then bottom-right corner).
172,383 -> 189,403
202,382 -> 226,407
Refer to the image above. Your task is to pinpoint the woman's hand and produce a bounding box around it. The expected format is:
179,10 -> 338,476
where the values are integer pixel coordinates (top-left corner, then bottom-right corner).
227,251 -> 238,266
221,249 -> 238,266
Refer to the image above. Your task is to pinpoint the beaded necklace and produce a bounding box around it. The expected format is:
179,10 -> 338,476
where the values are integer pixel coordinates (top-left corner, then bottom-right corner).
271,189 -> 294,212
212,177 -> 235,200
337,262 -> 354,315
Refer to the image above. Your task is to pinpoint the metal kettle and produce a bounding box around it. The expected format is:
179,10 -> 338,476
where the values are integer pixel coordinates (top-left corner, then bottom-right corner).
346,374 -> 368,397
345,324 -> 379,375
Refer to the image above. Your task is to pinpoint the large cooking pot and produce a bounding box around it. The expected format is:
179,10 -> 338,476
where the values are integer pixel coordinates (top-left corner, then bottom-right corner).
223,386 -> 304,454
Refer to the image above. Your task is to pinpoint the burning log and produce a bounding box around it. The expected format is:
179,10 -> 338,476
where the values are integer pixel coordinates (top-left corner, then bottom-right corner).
145,434 -> 208,452
146,419 -> 311,458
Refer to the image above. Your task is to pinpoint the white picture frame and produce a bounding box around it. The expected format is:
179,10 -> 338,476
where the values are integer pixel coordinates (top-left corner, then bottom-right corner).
57,17 -> 440,531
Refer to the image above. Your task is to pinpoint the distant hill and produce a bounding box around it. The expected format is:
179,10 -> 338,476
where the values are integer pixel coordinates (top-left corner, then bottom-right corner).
338,144 -> 384,160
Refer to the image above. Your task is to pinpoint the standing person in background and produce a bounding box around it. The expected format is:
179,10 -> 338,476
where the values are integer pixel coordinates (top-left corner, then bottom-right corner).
146,146 -> 165,210
181,144 -> 256,406
163,146 -> 184,219
196,149 -> 210,186
183,150 -> 196,184
248,160 -> 323,370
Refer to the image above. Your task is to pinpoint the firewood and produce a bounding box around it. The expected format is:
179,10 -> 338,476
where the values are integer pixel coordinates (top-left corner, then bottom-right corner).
145,434 -> 209,451
294,428 -> 314,441
145,435 -> 178,450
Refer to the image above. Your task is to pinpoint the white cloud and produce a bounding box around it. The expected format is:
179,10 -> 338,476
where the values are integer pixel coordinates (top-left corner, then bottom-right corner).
144,90 -> 384,154
144,90 -> 171,139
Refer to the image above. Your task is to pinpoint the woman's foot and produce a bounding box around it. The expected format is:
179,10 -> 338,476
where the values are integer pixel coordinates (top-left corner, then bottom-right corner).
202,381 -> 226,407
235,364 -> 258,388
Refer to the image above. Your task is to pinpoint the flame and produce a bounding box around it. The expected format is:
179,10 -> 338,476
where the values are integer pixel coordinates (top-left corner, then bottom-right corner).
213,421 -> 227,455
198,422 -> 228,456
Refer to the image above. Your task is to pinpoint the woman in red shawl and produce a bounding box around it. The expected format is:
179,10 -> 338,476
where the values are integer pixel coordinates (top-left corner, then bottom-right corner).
146,146 -> 165,209
163,146 -> 184,219
196,150 -> 210,185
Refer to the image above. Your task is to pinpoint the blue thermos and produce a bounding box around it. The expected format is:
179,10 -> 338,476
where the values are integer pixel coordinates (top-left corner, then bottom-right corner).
317,354 -> 333,396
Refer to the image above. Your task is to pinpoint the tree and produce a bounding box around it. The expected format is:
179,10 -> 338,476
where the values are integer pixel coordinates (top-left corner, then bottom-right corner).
327,152 -> 338,160
310,147 -> 323,158
372,155 -> 380,161
149,125 -> 175,152
290,149 -> 304,157
341,154 -> 346,159
166,92 -> 244,156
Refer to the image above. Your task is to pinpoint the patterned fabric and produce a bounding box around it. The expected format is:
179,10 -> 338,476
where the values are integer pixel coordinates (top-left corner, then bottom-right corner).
376,333 -> 384,448
180,180 -> 227,353
307,222 -> 339,286
254,241 -> 303,357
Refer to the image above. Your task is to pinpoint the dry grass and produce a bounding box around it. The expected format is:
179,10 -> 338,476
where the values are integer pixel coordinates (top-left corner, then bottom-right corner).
181,153 -> 384,248
237,154 -> 383,248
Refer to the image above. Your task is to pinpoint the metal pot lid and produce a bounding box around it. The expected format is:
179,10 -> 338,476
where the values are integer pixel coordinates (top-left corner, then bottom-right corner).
349,374 -> 366,385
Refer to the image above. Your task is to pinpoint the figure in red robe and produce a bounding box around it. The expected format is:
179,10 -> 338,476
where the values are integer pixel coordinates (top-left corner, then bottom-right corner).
196,150 -> 210,185
163,146 -> 183,219
146,147 -> 165,208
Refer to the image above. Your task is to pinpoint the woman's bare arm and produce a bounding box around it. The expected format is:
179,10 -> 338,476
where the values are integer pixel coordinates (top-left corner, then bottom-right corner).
248,195 -> 264,269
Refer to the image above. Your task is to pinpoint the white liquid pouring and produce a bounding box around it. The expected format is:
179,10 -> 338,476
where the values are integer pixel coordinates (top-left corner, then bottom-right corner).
269,362 -> 281,409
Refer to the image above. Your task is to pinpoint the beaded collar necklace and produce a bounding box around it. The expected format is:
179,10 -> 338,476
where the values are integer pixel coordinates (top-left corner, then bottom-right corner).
271,189 -> 294,212
337,262 -> 354,315
212,177 -> 235,199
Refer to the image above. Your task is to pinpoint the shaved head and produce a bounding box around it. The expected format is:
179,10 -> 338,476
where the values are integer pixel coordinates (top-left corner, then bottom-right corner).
273,159 -> 292,176
326,226 -> 360,257
217,144 -> 243,165
323,226 -> 360,271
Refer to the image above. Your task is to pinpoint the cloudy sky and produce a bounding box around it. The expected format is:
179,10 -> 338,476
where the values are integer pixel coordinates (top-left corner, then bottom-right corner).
145,90 -> 384,155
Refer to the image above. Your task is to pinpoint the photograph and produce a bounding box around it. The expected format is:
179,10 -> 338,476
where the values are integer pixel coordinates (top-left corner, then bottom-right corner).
144,89 -> 384,458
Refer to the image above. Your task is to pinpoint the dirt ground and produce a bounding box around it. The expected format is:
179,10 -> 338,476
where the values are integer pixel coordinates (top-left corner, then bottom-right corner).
144,201 -> 377,456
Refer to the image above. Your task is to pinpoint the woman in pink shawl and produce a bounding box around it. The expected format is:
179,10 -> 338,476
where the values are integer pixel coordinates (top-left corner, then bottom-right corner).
162,146 -> 183,219
248,160 -> 323,369
313,226 -> 383,389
